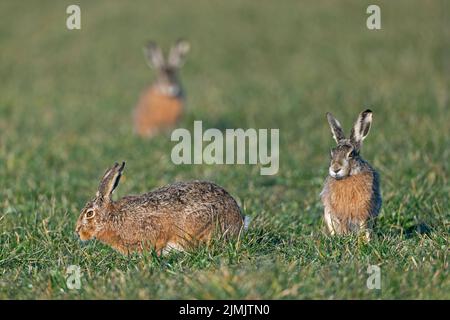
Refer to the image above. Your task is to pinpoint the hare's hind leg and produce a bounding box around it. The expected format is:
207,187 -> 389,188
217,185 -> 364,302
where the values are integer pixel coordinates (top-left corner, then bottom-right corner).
161,241 -> 185,255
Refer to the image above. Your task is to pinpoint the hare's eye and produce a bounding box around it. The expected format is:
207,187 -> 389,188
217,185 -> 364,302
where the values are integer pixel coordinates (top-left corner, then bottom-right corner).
85,209 -> 96,219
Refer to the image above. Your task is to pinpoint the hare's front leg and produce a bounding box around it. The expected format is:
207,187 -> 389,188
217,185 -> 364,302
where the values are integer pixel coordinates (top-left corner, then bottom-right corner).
324,207 -> 340,235
358,220 -> 371,241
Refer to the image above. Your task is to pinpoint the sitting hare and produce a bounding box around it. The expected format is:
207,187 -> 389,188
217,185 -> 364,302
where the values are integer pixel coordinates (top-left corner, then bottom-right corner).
320,109 -> 381,239
75,162 -> 245,255
133,39 -> 190,138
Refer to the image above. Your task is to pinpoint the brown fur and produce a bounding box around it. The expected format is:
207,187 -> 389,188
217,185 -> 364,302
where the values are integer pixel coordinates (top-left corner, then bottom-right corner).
133,40 -> 190,138
322,172 -> 373,222
75,163 -> 244,255
133,87 -> 183,138
322,110 -> 382,237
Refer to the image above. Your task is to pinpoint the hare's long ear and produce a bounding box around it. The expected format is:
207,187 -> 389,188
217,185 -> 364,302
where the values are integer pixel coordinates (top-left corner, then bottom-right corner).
326,112 -> 346,144
350,109 -> 373,151
97,162 -> 125,202
168,39 -> 190,68
144,41 -> 165,69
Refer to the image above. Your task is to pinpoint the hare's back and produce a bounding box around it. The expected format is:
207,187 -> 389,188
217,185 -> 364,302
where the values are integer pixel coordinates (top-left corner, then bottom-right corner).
148,181 -> 243,235
116,181 -> 243,246
151,181 -> 239,212
117,181 -> 242,224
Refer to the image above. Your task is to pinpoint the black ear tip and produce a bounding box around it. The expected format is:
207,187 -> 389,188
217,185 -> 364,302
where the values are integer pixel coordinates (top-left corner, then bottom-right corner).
364,109 -> 373,114
120,161 -> 126,170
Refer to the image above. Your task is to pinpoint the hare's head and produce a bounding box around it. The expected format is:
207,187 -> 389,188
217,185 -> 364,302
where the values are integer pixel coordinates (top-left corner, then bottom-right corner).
75,162 -> 125,241
144,39 -> 190,96
326,110 -> 373,179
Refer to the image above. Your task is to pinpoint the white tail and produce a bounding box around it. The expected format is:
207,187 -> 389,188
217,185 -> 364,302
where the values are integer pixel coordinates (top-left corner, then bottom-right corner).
244,216 -> 251,230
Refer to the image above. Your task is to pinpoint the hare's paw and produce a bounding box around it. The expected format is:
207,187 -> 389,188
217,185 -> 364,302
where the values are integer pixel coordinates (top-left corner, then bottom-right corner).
161,242 -> 185,255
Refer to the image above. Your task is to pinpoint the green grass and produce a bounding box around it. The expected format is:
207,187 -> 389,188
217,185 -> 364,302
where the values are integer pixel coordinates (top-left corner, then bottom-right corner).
0,0 -> 449,299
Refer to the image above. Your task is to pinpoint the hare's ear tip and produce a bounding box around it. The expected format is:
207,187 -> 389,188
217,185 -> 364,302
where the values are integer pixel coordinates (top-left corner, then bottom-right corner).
111,161 -> 125,170
363,109 -> 373,114
114,161 -> 125,169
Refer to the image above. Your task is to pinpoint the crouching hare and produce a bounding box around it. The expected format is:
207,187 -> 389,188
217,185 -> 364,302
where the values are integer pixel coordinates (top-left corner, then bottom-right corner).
75,162 -> 245,255
133,39 -> 190,138
320,109 -> 381,239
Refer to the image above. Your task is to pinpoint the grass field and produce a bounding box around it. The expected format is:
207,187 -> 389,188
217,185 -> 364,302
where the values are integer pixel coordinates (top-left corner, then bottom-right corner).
0,0 -> 449,299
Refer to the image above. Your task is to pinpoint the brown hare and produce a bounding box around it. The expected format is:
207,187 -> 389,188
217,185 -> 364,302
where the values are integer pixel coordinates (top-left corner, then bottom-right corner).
133,39 -> 190,138
75,162 -> 245,255
320,109 -> 381,240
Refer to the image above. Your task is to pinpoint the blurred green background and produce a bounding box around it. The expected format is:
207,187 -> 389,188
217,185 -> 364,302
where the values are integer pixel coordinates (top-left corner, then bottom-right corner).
0,0 -> 448,299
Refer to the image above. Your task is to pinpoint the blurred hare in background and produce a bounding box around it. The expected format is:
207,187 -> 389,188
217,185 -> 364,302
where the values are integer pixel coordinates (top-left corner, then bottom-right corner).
133,39 -> 190,138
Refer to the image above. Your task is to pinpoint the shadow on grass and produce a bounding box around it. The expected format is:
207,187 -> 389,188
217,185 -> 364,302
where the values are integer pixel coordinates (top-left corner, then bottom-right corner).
373,221 -> 434,239
403,222 -> 433,238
